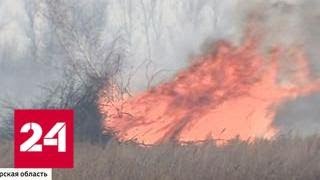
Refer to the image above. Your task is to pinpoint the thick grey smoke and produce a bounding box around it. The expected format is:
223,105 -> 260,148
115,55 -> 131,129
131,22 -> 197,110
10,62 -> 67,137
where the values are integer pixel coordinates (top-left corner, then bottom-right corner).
0,0 -> 240,103
237,0 -> 320,70
0,0 -> 57,107
104,0 -> 240,91
236,0 -> 320,135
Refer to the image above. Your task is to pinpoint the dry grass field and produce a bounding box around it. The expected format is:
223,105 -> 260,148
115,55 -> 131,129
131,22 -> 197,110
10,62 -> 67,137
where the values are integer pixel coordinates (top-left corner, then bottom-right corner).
1,136 -> 320,180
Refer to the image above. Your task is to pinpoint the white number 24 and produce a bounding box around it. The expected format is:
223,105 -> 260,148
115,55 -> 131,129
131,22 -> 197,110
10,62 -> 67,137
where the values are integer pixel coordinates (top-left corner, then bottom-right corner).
19,122 -> 66,152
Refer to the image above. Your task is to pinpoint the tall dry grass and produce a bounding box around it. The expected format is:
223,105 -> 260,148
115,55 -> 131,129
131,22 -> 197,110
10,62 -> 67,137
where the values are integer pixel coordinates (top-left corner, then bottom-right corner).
1,136 -> 320,180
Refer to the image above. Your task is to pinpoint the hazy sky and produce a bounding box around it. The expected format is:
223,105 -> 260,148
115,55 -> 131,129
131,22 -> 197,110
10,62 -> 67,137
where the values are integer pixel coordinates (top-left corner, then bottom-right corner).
0,0 -> 240,103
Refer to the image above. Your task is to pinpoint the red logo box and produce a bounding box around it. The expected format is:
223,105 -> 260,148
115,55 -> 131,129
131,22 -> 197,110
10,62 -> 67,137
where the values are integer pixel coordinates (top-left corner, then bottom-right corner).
14,109 -> 74,168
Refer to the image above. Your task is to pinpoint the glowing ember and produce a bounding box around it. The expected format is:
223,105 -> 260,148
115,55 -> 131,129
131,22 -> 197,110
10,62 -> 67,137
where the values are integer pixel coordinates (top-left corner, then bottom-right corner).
99,36 -> 320,145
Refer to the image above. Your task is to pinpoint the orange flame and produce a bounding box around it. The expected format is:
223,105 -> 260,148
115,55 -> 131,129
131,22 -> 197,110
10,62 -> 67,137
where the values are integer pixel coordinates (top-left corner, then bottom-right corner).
99,37 -> 320,145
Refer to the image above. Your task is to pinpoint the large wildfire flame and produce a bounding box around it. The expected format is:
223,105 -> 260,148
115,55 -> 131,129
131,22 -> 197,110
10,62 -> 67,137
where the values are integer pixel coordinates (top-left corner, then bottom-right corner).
99,36 -> 320,145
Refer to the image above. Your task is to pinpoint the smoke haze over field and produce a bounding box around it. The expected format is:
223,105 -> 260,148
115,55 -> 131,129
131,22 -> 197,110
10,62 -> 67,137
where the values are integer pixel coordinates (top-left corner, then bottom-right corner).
1,0 -> 320,135
0,0 -> 240,101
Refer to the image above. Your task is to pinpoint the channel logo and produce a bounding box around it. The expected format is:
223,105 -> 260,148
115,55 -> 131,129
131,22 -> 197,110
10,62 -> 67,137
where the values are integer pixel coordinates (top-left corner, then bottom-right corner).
14,110 -> 74,168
